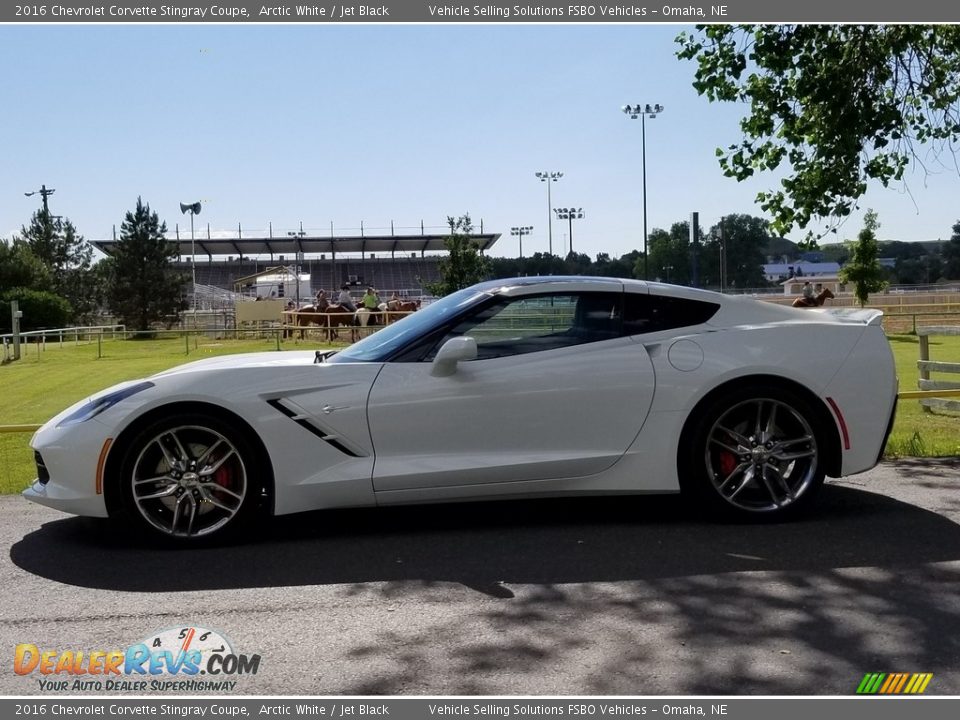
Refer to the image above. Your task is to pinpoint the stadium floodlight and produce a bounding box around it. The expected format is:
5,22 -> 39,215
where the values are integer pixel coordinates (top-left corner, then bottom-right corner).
510,226 -> 534,258
553,207 -> 584,256
180,201 -> 202,313
622,103 -> 665,280
534,171 -> 563,255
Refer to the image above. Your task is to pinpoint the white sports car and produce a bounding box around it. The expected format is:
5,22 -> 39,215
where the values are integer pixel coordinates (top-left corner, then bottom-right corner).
25,277 -> 897,543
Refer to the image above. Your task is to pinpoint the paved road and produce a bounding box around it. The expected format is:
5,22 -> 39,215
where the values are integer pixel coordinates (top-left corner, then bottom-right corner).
2,460 -> 960,696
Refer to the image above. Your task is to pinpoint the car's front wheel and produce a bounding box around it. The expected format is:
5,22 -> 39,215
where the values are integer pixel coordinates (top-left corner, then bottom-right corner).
682,385 -> 827,519
113,413 -> 262,543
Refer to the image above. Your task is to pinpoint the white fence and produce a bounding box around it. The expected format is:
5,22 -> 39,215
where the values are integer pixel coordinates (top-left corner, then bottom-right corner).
917,326 -> 960,413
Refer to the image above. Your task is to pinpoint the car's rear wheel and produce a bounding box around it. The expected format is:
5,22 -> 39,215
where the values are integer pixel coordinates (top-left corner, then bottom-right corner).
682,385 -> 826,519
114,413 -> 261,543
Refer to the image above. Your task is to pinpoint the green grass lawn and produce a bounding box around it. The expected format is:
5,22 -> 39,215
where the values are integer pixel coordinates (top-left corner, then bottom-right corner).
1,332 -> 957,494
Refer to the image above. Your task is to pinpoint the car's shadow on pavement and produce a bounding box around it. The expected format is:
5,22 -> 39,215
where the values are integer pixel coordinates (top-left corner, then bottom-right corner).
11,482 -> 960,595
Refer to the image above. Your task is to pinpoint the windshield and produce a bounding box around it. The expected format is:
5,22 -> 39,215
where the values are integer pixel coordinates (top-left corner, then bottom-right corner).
327,287 -> 491,363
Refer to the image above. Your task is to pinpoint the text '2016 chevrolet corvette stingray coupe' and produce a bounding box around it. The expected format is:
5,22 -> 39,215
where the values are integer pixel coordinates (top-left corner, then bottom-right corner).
25,277 -> 897,543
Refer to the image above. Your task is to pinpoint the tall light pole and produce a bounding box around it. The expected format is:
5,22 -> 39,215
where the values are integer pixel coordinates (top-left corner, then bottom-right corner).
535,171 -> 563,255
553,208 -> 584,256
510,226 -> 533,259
180,201 -> 202,313
288,224 -> 307,306
622,103 -> 664,280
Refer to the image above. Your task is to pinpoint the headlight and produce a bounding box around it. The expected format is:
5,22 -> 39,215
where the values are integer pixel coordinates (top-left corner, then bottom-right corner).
56,382 -> 155,428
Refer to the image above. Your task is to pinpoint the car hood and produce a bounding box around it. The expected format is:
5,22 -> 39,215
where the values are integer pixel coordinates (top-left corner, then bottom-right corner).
149,351 -> 324,378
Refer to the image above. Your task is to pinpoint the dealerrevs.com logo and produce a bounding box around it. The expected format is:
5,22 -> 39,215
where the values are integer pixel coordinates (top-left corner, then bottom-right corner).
15,626 -> 261,692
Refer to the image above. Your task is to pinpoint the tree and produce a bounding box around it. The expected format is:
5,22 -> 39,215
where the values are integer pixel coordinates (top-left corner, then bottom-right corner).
426,214 -> 491,297
677,26 -> 960,234
701,214 -> 771,289
944,221 -> 960,279
0,288 -> 72,333
15,210 -> 95,319
646,222 -> 692,285
105,198 -> 186,330
0,239 -> 50,293
596,250 -> 641,279
820,242 -> 851,265
839,210 -> 888,306
895,255 -> 942,285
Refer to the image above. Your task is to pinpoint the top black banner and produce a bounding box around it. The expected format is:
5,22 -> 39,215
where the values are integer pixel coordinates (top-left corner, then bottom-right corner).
5,1 -> 960,23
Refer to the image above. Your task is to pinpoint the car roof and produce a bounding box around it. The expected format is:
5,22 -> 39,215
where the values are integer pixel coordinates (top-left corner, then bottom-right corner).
474,276 -> 723,302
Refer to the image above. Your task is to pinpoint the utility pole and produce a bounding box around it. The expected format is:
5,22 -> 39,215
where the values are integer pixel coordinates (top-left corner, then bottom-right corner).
24,185 -> 56,215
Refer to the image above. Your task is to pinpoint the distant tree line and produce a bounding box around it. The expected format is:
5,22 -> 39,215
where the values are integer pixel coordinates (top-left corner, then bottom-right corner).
5,203 -> 960,332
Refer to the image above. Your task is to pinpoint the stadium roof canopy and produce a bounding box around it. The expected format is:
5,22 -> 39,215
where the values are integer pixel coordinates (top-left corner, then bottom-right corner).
90,233 -> 501,259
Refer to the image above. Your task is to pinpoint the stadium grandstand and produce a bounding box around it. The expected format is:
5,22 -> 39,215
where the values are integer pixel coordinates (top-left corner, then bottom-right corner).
90,226 -> 501,309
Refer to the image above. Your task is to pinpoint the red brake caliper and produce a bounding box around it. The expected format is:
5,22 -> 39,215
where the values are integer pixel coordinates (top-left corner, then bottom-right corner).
719,450 -> 737,476
209,451 -> 234,489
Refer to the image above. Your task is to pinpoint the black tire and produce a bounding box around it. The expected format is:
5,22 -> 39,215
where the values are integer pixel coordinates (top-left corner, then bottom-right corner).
111,412 -> 265,545
679,384 -> 827,520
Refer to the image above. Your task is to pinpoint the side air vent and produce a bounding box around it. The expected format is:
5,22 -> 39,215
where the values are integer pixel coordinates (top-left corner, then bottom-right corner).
266,399 -> 366,458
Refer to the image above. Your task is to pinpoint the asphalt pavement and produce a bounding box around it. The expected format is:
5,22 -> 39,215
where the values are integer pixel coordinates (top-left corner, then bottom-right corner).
2,459 -> 959,696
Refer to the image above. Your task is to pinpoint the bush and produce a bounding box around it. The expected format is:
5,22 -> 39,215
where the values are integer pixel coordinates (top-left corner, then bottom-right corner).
1,288 -> 73,332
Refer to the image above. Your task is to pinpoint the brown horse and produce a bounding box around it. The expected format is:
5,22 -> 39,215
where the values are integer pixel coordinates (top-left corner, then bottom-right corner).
382,298 -> 421,324
295,299 -> 356,341
792,287 -> 835,308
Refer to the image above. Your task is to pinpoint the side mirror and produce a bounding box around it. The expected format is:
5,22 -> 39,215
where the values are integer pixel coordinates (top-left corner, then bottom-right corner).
431,336 -> 477,377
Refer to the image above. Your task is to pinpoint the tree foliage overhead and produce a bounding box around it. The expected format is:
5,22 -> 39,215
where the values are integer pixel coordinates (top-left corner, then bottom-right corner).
426,214 -> 492,297
839,210 -> 888,306
105,197 -> 186,331
677,25 -> 960,234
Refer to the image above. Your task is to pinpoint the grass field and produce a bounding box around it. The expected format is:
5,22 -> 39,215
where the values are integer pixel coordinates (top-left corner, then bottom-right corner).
1,332 -> 957,495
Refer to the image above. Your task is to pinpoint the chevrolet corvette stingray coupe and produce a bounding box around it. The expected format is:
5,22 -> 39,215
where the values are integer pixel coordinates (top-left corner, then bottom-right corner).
25,277 -> 897,543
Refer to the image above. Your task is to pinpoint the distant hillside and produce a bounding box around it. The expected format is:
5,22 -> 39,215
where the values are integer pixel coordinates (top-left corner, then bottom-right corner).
765,236 -> 798,259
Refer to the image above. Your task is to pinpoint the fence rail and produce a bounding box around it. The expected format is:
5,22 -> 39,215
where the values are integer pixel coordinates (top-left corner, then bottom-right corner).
917,326 -> 960,412
0,424 -> 41,434
1,324 -> 126,343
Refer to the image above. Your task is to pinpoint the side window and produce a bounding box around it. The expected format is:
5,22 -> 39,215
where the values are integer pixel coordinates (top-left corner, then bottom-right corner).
623,293 -> 719,335
434,292 -> 622,360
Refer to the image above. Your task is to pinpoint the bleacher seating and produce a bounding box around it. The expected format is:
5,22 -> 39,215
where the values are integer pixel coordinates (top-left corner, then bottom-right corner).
175,256 -> 442,299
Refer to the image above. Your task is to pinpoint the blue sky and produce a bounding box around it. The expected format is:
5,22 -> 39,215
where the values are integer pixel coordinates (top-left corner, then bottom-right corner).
3,24 -> 960,259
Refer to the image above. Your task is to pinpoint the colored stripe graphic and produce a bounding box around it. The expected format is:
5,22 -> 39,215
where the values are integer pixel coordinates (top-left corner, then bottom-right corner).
857,673 -> 932,694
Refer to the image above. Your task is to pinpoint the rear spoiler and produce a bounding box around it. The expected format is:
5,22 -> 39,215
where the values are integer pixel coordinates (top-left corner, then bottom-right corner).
820,308 -> 884,326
